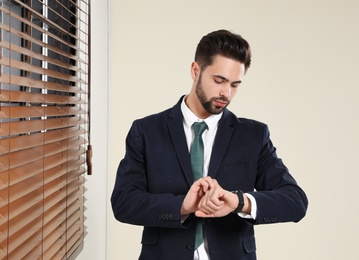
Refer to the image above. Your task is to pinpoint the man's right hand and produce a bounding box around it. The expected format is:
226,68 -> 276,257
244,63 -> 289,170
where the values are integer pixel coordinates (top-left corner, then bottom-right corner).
180,176 -> 216,216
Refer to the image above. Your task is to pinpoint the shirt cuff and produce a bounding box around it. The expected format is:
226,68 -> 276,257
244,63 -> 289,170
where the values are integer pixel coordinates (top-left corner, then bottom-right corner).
237,193 -> 257,220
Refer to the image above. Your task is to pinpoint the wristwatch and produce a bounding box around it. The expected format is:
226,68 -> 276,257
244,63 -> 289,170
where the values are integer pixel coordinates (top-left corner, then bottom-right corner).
231,190 -> 245,213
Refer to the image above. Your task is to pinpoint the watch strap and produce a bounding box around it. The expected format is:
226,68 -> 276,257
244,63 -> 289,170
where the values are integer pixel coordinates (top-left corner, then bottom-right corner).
231,190 -> 245,213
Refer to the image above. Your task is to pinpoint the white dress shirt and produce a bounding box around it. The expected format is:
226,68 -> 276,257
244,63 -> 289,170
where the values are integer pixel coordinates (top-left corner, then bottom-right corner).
180,97 -> 257,260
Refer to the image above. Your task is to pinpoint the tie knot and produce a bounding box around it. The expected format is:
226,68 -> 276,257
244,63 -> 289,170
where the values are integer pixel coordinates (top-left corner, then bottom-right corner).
193,121 -> 207,136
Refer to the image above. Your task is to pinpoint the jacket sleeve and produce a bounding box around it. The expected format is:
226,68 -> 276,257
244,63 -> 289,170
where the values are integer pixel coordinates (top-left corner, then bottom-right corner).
248,124 -> 308,225
110,120 -> 186,228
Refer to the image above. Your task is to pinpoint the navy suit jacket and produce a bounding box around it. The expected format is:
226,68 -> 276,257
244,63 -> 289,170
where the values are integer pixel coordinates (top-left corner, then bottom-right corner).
111,96 -> 308,260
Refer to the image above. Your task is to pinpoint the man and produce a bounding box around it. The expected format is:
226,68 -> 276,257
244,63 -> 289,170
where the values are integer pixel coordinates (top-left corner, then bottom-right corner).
111,29 -> 308,260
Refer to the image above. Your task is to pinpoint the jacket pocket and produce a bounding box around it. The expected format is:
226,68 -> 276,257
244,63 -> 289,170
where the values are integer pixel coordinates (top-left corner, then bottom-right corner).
243,236 -> 256,253
141,228 -> 159,245
223,161 -> 252,172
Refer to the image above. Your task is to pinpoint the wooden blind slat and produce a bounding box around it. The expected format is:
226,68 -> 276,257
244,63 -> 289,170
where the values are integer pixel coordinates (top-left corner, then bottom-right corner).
0,204 -> 9,226
68,166 -> 86,183
44,159 -> 85,186
8,219 -> 42,251
44,148 -> 86,171
0,170 -> 9,190
67,214 -> 83,242
5,157 -> 82,216
44,178 -> 67,202
43,201 -> 66,229
0,188 -> 9,208
8,234 -> 42,260
0,146 -> 43,172
9,173 -> 43,203
2,159 -> 43,188
45,126 -> 86,144
0,89 -> 86,104
23,243 -> 43,260
43,236 -> 66,260
67,196 -> 84,224
44,190 -> 66,217
9,197 -> 42,224
8,211 -> 43,245
67,186 -> 84,210
0,58 -> 85,83
8,204 -> 42,237
11,0 -> 86,53
66,226 -> 83,259
43,217 -> 66,254
0,233 -> 8,257
0,116 -> 86,137
0,157 -> 84,198
0,105 -> 86,119
0,133 -> 44,155
0,19 -> 86,66
0,75 -> 85,93
0,126 -> 85,154
21,0 -> 90,52
0,22 -> 85,66
0,138 -> 84,172
0,40 -> 84,74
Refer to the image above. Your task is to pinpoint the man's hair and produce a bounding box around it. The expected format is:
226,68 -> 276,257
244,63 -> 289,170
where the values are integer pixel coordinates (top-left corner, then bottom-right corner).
194,29 -> 252,72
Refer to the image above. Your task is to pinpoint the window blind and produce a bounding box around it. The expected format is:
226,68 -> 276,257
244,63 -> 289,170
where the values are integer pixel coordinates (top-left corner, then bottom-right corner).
0,0 -> 90,259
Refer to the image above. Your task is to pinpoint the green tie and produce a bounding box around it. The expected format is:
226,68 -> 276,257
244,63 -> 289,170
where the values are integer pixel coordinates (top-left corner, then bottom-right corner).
190,121 -> 207,249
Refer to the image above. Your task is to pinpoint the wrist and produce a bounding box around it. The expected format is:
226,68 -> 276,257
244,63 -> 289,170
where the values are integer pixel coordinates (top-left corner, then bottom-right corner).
231,190 -> 245,213
242,194 -> 252,214
180,204 -> 192,216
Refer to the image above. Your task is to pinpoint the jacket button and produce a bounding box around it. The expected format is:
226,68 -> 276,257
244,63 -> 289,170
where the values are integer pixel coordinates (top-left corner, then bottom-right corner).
186,243 -> 194,250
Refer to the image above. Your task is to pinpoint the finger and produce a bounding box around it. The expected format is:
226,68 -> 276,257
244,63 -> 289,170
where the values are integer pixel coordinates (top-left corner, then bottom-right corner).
205,186 -> 224,206
195,210 -> 215,218
198,189 -> 224,212
197,194 -> 213,214
198,177 -> 214,192
190,178 -> 209,193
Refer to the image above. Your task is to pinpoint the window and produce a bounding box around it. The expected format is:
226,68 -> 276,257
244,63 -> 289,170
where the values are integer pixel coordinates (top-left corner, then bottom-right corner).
0,0 -> 90,259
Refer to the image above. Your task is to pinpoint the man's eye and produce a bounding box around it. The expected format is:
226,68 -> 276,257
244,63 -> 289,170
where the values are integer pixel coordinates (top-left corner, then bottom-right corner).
214,79 -> 224,84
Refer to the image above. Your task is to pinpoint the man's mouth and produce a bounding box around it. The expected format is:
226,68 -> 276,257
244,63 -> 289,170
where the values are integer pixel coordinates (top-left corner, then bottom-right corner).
213,99 -> 227,107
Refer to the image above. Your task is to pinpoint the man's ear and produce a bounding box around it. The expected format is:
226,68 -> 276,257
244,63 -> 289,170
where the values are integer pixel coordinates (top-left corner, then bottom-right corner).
190,62 -> 200,80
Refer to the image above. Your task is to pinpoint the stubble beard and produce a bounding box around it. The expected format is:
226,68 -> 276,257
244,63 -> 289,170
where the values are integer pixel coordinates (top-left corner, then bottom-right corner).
196,75 -> 230,115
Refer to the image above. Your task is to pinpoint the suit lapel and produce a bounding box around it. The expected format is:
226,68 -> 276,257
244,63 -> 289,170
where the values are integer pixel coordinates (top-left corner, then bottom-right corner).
208,110 -> 234,179
167,97 -> 194,187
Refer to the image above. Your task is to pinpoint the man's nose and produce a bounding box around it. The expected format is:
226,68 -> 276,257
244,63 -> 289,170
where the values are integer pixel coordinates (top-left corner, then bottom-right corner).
219,84 -> 231,97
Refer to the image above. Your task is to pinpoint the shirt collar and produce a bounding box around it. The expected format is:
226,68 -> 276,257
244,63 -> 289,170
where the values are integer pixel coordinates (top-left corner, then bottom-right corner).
181,95 -> 222,130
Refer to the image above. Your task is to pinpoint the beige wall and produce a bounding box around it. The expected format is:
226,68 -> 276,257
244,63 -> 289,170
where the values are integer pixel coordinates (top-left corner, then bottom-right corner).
104,0 -> 359,259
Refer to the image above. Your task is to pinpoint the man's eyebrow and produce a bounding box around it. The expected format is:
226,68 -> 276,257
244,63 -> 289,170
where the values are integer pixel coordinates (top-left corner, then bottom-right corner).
213,75 -> 242,84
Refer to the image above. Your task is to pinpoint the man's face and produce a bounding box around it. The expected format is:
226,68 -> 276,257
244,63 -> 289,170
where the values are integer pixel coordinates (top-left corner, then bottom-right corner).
194,55 -> 245,115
